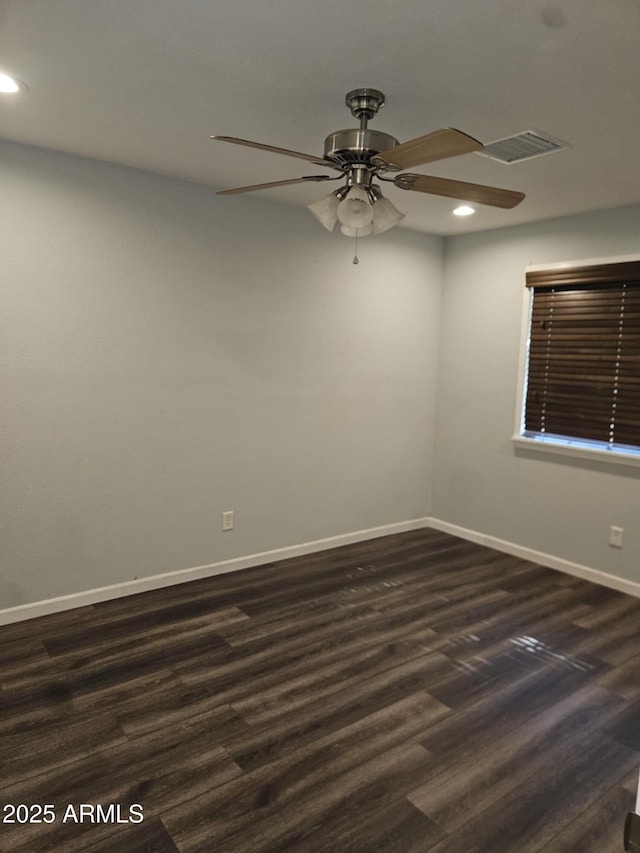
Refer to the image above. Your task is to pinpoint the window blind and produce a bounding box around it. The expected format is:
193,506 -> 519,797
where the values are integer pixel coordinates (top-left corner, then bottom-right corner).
524,261 -> 640,450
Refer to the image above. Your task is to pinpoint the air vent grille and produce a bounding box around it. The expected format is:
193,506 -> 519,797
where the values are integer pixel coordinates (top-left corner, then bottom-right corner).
478,130 -> 570,164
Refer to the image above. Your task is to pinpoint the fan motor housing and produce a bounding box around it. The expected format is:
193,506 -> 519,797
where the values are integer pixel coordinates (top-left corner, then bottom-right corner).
323,129 -> 398,167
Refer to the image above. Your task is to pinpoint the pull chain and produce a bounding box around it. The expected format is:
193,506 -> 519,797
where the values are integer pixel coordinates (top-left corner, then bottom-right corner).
352,230 -> 359,265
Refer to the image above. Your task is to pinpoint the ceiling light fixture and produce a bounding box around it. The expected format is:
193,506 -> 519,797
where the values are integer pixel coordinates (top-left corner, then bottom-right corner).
453,205 -> 475,216
308,180 -> 405,264
0,73 -> 23,94
308,183 -> 404,238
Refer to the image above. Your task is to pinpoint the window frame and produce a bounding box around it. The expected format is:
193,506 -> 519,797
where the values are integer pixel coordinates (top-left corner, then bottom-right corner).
513,254 -> 640,468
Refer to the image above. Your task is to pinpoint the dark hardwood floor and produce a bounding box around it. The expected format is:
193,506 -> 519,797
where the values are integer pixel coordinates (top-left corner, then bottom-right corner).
0,528 -> 638,852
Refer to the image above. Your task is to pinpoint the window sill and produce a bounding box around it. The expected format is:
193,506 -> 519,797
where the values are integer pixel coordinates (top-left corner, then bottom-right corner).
511,435 -> 640,468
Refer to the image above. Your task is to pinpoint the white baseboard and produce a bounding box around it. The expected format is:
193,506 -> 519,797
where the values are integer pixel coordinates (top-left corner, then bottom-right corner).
5,514 -> 637,627
427,517 -> 640,599
0,517 -> 431,626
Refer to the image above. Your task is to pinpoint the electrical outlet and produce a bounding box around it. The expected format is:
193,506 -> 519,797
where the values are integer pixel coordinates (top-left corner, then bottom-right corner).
609,526 -> 623,548
222,510 -> 234,531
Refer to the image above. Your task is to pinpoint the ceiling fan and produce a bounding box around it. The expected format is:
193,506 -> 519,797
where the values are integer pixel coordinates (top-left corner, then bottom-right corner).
211,88 -> 525,239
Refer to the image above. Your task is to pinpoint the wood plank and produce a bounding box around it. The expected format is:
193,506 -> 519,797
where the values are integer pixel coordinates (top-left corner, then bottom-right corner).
41,605 -> 248,657
543,777 -> 634,853
423,735 -> 638,853
67,818 -> 180,853
0,606 -> 97,643
164,741 -> 436,853
0,714 -> 128,787
408,682 -> 624,831
225,653 -> 454,771
0,712 -> 244,851
271,797 -> 444,853
597,650 -> 640,699
230,636 -> 438,726
418,662 -> 602,759
9,815 -> 180,853
0,670 -> 177,737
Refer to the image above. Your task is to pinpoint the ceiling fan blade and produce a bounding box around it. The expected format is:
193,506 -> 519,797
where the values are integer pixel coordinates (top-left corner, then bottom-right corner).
212,135 -> 340,169
217,175 -> 337,195
394,173 -> 525,209
373,128 -> 483,171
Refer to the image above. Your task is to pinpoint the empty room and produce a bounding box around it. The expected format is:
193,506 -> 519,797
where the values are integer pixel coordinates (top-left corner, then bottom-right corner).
2,2 -> 640,851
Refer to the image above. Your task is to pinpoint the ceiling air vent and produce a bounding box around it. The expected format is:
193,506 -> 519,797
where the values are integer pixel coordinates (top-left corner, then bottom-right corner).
478,129 -> 570,164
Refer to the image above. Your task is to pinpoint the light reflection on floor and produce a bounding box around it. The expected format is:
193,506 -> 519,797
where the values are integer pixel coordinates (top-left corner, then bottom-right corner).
507,635 -> 595,672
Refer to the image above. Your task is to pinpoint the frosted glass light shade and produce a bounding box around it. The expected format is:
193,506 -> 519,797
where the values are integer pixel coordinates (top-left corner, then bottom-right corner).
337,186 -> 374,229
340,223 -> 374,238
307,191 -> 340,231
372,196 -> 405,234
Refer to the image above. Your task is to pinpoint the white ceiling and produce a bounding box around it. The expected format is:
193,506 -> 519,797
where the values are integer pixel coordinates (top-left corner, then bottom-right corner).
2,0 -> 640,236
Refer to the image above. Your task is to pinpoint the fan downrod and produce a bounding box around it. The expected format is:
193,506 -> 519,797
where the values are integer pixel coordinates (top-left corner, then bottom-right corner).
345,88 -> 385,126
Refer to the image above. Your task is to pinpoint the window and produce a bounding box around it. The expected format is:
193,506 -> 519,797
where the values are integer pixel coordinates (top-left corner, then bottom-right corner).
520,259 -> 640,458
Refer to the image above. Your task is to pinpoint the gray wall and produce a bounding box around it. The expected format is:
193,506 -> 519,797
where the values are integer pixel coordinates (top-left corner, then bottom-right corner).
1,140 -> 443,608
433,205 -> 640,584
5,136 -> 640,612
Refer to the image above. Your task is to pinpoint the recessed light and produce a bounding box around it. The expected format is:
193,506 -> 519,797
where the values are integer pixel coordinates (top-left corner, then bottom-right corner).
0,73 -> 23,94
453,205 -> 475,216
